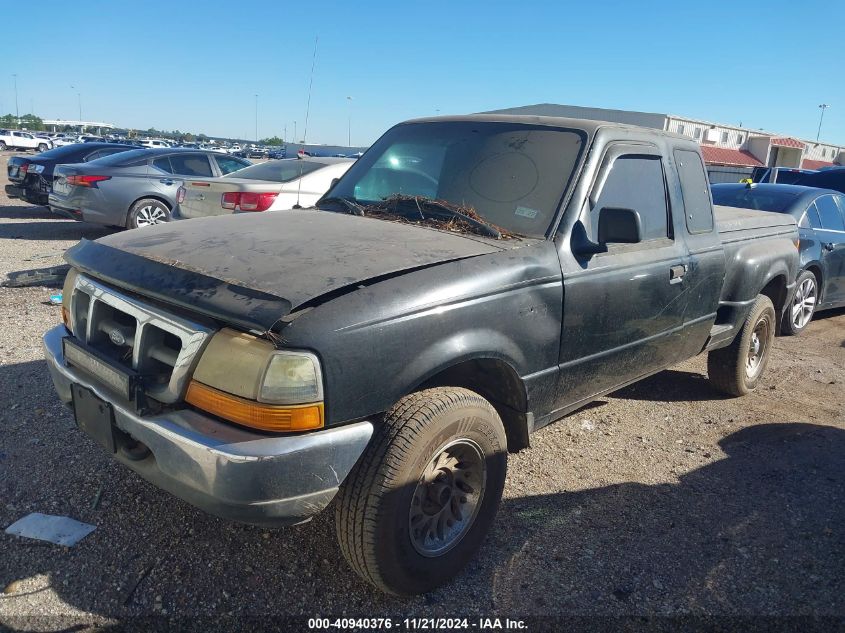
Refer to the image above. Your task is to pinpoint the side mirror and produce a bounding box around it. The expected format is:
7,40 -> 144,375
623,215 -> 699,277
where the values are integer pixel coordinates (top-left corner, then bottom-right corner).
329,177 -> 340,190
597,207 -> 642,244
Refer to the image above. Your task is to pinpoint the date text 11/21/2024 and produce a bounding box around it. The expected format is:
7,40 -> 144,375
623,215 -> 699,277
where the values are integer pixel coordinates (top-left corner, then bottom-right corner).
307,617 -> 528,630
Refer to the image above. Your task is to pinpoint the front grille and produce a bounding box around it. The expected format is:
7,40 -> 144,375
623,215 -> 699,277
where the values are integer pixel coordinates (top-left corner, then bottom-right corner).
67,274 -> 214,403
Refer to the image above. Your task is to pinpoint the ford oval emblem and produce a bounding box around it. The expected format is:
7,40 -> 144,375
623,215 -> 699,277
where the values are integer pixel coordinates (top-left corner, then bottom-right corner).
109,329 -> 126,346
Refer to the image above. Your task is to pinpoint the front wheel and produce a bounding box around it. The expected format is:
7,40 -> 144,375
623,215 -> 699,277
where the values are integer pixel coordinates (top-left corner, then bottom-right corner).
0,141 -> 7,150
707,294 -> 776,396
37,143 -> 48,152
127,198 -> 171,228
781,270 -> 818,336
335,387 -> 508,595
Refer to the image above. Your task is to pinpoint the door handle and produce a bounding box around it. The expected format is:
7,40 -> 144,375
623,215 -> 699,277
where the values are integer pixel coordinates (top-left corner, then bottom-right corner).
823,242 -> 835,252
159,179 -> 175,185
669,264 -> 687,284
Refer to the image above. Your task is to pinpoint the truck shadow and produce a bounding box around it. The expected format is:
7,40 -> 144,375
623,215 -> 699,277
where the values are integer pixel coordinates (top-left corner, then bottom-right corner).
0,356 -> 841,624
610,369 -> 727,402
0,218 -> 116,242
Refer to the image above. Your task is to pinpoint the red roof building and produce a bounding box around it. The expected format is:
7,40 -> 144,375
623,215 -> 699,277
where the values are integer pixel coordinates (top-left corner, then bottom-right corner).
700,145 -> 763,168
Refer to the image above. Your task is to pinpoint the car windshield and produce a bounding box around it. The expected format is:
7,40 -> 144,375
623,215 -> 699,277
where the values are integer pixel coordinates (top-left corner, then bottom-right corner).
86,148 -> 151,165
325,121 -> 586,238
33,145 -> 91,160
227,159 -> 325,182
711,186 -> 798,212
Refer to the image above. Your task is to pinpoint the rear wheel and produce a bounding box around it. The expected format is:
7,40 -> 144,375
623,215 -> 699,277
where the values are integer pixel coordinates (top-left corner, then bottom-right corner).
335,387 -> 507,595
781,270 -> 818,336
707,295 -> 776,396
127,198 -> 171,229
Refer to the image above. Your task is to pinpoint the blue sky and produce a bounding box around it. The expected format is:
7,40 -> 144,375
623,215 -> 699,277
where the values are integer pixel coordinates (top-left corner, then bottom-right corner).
3,0 -> 843,146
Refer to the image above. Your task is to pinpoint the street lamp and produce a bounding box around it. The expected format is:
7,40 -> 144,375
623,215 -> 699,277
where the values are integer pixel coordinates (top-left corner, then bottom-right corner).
816,104 -> 830,142
12,74 -> 19,124
70,85 -> 82,122
254,94 -> 259,142
346,96 -> 353,147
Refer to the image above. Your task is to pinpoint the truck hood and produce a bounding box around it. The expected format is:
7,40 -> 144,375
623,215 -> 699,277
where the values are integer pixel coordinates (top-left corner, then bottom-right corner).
67,209 -> 507,331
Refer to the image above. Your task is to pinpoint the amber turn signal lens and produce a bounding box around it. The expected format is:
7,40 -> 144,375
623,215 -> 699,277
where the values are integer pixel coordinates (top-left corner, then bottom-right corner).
185,380 -> 324,432
61,306 -> 70,327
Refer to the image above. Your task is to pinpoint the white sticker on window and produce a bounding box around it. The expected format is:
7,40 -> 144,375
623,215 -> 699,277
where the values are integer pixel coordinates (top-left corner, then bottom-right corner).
515,206 -> 539,219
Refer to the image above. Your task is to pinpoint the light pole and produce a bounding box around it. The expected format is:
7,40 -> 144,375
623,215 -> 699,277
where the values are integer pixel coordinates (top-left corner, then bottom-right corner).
816,104 -> 830,142
254,94 -> 259,142
294,120 -> 297,143
346,96 -> 353,147
70,85 -> 82,122
12,74 -> 19,124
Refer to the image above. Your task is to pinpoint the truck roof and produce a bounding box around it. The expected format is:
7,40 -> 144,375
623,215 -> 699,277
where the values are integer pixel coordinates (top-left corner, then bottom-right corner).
403,113 -> 688,141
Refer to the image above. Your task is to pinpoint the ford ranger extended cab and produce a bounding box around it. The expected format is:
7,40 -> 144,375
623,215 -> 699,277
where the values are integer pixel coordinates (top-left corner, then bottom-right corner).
43,115 -> 798,595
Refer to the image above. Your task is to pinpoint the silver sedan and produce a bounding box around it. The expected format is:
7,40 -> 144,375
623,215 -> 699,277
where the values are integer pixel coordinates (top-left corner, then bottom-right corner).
48,148 -> 250,228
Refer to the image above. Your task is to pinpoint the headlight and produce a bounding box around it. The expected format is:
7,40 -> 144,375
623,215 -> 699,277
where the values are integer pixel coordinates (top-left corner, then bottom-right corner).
186,328 -> 324,432
61,268 -> 79,330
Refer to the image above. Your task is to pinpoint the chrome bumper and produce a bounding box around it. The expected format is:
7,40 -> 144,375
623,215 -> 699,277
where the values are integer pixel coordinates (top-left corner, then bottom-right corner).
43,325 -> 373,526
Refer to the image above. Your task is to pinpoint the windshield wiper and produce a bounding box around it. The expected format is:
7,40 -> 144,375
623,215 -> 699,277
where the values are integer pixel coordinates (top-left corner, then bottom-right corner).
316,196 -> 365,216
386,195 -> 507,239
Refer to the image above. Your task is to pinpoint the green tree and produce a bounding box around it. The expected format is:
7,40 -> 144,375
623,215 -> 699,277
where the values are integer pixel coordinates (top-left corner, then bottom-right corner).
1,114 -> 18,128
260,136 -> 284,146
19,114 -> 45,131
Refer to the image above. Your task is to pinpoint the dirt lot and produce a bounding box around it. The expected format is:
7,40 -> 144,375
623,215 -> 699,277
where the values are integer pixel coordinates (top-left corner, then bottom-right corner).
0,149 -> 842,630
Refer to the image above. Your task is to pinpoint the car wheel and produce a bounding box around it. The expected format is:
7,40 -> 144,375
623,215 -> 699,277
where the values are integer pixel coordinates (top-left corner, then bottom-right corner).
781,270 -> 818,336
707,294 -> 776,396
335,387 -> 507,595
127,198 -> 171,229
0,141 -> 6,150
37,143 -> 48,152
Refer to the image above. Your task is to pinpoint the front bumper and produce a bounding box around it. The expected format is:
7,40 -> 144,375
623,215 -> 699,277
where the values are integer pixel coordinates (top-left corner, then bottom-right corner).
43,325 -> 373,526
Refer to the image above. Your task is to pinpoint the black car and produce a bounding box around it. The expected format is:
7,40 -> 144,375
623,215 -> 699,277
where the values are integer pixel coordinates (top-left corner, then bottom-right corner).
712,183 -> 845,334
5,143 -> 140,206
793,166 -> 845,195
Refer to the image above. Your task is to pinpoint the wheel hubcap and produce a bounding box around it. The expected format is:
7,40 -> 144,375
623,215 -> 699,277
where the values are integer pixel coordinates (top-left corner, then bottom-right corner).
409,438 -> 486,557
791,277 -> 816,329
746,319 -> 770,378
135,205 -> 167,227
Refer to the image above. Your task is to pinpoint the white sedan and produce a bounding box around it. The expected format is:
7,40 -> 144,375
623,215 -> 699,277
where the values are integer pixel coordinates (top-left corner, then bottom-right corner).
174,157 -> 355,218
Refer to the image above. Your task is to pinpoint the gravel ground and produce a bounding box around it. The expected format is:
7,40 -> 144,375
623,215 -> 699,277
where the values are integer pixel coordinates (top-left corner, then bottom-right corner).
0,149 -> 842,631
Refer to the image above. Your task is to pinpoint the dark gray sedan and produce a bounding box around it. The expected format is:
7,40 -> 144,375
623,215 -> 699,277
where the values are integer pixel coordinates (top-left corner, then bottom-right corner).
48,148 -> 250,228
712,183 -> 845,334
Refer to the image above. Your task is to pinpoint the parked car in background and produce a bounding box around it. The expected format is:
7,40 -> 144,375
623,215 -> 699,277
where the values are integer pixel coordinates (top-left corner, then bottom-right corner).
750,166 -> 815,184
267,146 -> 287,159
175,157 -> 353,219
48,148 -> 251,228
52,137 -> 78,147
793,167 -> 845,195
6,142 -> 141,206
137,139 -> 171,149
712,183 -> 845,334
0,130 -> 53,152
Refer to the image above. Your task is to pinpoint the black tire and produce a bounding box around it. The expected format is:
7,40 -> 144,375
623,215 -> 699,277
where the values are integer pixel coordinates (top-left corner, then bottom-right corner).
707,295 -> 776,396
126,198 -> 171,229
780,270 -> 818,336
37,143 -> 48,152
335,387 -> 508,595
0,141 -> 6,150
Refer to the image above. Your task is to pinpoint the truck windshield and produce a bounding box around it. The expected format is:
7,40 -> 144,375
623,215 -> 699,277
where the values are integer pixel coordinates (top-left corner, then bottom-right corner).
325,121 -> 585,238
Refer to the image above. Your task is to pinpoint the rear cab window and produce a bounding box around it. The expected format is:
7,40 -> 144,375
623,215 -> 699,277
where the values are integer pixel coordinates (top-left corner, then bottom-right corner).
674,149 -> 714,233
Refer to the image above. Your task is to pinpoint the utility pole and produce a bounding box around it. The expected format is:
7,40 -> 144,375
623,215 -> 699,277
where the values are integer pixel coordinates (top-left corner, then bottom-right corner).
254,94 -> 259,142
71,85 -> 82,122
12,74 -> 19,124
346,96 -> 353,146
294,120 -> 297,143
816,104 -> 830,142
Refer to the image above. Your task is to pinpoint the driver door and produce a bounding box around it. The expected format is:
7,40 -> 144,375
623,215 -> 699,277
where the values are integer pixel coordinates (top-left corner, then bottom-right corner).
555,143 -> 690,408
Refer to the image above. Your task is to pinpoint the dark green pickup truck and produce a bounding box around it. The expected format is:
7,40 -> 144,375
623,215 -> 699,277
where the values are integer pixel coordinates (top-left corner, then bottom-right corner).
44,115 -> 798,594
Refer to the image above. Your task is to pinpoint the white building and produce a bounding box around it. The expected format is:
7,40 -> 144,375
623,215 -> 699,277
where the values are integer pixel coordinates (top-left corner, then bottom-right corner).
484,104 -> 844,173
